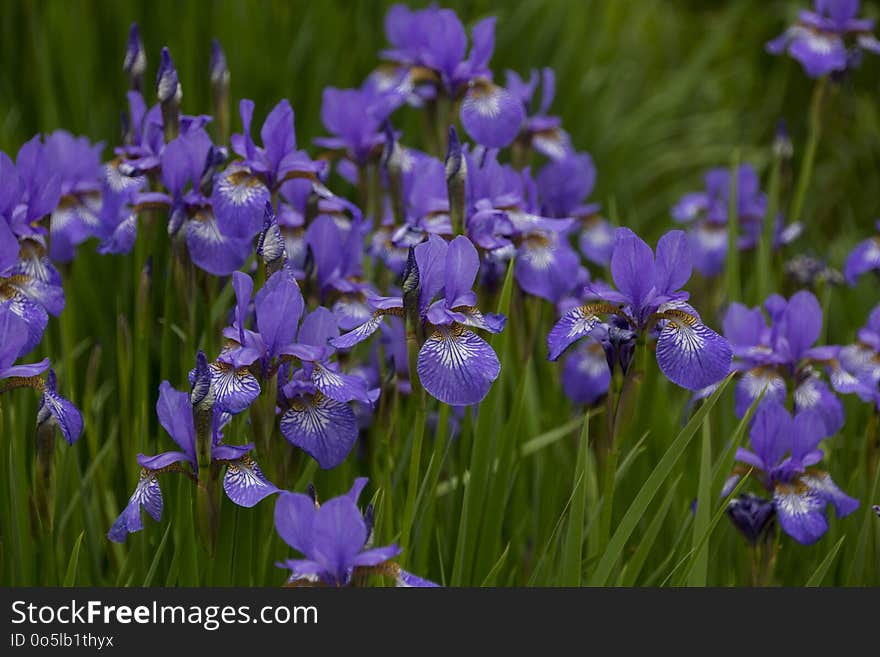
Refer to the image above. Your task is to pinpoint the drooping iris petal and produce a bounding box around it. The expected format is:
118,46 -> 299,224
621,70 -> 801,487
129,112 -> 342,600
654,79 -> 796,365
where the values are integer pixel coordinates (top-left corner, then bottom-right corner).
212,167 -> 271,239
794,376 -> 844,437
2,296 -> 49,357
578,218 -> 615,266
689,223 -> 728,277
844,237 -> 880,285
515,234 -> 580,303
562,343 -> 611,405
655,314 -> 732,391
6,275 -> 65,316
547,304 -> 607,361
789,30 -> 847,78
800,471 -> 860,518
454,306 -> 506,334
417,325 -> 500,406
222,455 -> 278,507
184,211 -> 252,276
734,368 -> 787,418
107,472 -> 163,543
280,393 -> 359,469
209,361 -> 260,414
610,227 -> 655,307
330,313 -> 387,350
396,569 -> 441,587
773,482 -> 828,545
460,81 -> 525,149
311,364 -> 373,404
37,370 -> 83,445
136,451 -> 192,470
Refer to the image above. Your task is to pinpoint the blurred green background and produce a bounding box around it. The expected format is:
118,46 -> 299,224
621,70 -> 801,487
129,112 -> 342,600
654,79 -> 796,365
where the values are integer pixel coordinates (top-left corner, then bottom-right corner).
2,0 -> 878,243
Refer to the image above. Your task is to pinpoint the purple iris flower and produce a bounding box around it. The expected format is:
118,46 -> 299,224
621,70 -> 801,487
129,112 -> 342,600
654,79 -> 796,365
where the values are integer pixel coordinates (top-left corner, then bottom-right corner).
333,234 -> 506,406
505,67 -> 572,160
767,0 -> 880,77
836,304 -> 880,408
278,305 -> 379,469
462,146 -> 585,303
843,219 -> 880,285
157,129 -> 253,275
108,378 -> 277,543
0,226 -> 65,355
671,164 -> 801,277
722,290 -> 852,436
314,80 -> 405,167
220,268 -> 376,468
123,23 -> 146,92
548,228 -> 732,391
0,140 -> 61,240
726,402 -> 858,545
40,131 -> 105,263
274,477 -> 437,587
381,5 -> 524,148
562,339 -> 611,406
535,151 -> 614,267
726,492 -> 775,546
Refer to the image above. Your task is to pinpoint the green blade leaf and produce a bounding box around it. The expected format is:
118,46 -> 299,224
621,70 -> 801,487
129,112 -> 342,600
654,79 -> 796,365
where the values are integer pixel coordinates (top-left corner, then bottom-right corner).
589,375 -> 732,586
806,536 -> 846,587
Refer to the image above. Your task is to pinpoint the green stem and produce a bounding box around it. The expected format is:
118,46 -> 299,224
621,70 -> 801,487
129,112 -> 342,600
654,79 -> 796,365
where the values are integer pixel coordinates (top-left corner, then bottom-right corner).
726,149 -> 741,303
790,78 -> 827,229
756,156 -> 781,303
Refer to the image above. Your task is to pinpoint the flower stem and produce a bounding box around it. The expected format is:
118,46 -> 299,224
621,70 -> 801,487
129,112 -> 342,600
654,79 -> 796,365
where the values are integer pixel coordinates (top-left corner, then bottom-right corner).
725,148 -> 741,303
789,77 -> 827,230
756,153 -> 782,303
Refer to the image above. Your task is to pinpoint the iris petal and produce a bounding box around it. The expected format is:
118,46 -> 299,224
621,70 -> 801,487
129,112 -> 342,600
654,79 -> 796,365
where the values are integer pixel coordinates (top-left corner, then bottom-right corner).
280,393 -> 359,469
654,312 -> 732,391
223,455 -> 278,507
417,325 -> 500,406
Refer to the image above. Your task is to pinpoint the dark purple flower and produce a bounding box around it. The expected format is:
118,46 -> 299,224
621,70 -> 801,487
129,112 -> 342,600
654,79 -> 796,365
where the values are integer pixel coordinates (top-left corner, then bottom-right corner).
726,492 -> 775,545
727,402 -> 858,545
844,219 -> 880,285
767,0 -> 880,78
547,228 -> 732,391
332,235 -> 505,406
274,477 -> 436,587
108,379 -> 277,543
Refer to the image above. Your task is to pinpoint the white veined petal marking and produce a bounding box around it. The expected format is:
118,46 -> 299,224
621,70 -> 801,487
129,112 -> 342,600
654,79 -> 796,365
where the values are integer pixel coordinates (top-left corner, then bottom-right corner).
794,378 -> 821,408
225,456 -> 266,491
219,169 -> 266,206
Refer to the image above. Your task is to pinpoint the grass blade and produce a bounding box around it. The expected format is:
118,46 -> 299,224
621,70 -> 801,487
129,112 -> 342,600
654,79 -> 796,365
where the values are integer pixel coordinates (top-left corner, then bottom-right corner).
806,536 -> 846,587
62,532 -> 85,587
588,375 -> 731,586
